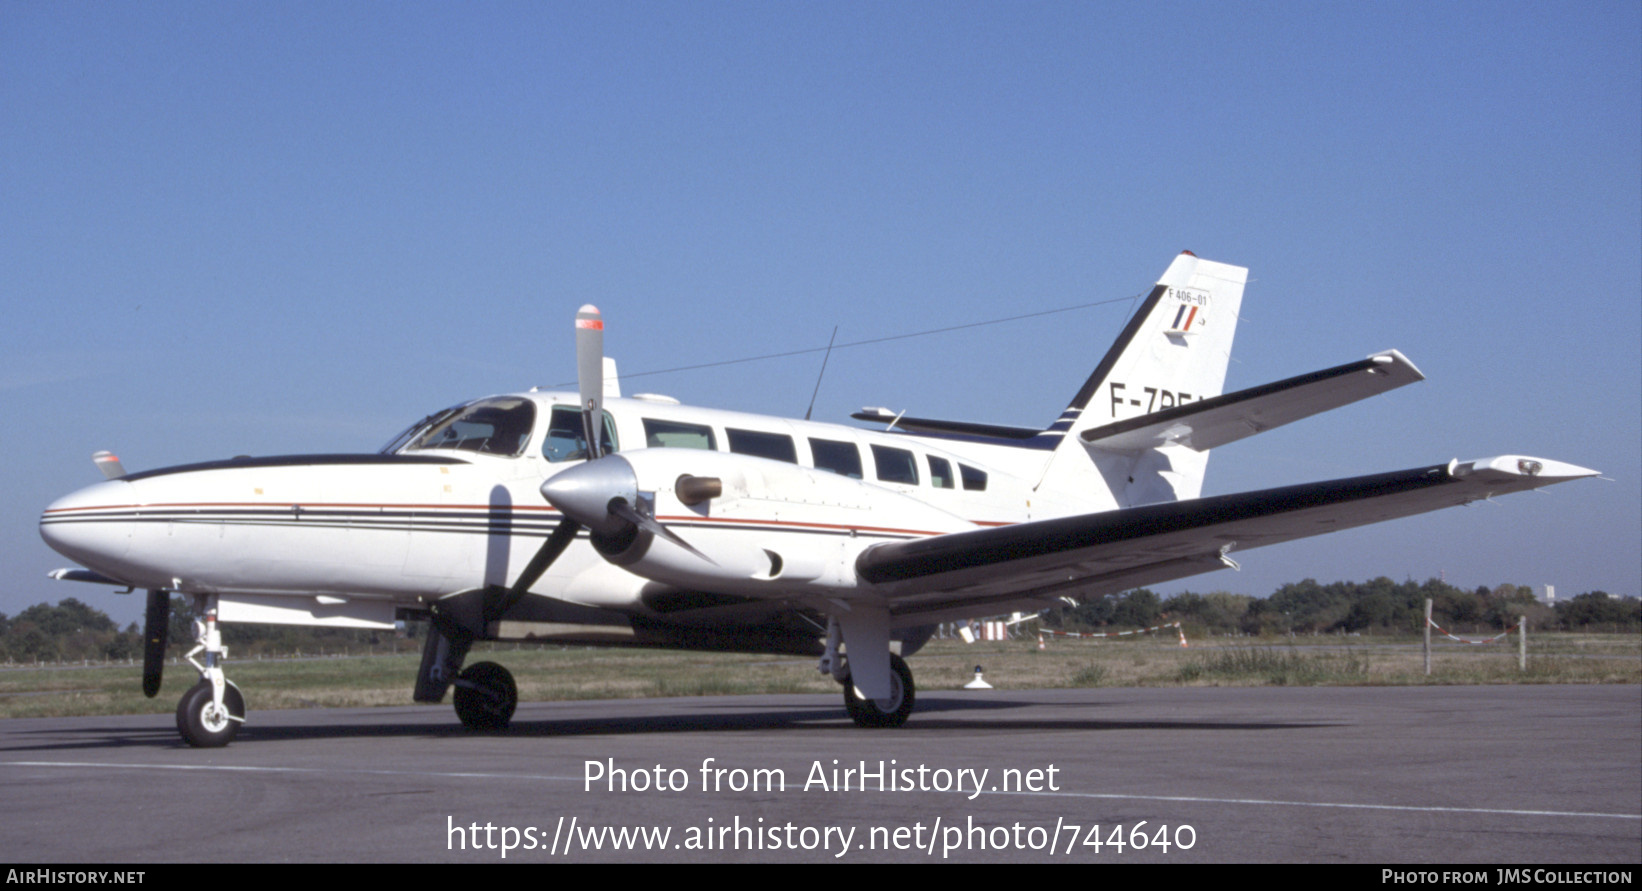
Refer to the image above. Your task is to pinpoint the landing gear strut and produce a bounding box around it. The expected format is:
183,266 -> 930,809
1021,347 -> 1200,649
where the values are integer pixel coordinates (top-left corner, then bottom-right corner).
820,614 -> 916,728
175,593 -> 245,747
418,592 -> 521,731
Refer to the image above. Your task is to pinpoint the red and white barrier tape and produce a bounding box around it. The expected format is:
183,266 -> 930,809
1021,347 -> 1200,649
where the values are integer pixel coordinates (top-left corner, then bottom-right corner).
1039,621 -> 1188,647
1425,616 -> 1517,644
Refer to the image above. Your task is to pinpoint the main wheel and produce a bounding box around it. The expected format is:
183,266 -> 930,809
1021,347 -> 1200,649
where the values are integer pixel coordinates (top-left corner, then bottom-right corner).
176,680 -> 244,748
843,653 -> 915,728
453,661 -> 517,730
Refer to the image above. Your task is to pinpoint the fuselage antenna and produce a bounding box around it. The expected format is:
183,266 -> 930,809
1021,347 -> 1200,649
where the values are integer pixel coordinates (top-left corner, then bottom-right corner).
804,326 -> 840,421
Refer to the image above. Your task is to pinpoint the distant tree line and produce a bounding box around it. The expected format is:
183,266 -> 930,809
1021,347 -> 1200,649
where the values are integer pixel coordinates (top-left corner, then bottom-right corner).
1,581 -> 1637,663
0,596 -> 419,664
1044,578 -> 1639,637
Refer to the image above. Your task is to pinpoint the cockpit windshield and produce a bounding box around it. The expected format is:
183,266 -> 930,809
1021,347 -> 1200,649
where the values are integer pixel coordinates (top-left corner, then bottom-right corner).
382,397 -> 538,458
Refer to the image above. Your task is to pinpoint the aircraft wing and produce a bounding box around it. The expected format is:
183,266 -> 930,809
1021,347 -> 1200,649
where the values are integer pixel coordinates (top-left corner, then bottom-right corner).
855,455 -> 1596,625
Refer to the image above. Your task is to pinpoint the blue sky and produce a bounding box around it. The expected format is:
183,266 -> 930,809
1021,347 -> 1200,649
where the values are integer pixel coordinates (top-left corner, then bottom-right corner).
4,2 -> 1637,626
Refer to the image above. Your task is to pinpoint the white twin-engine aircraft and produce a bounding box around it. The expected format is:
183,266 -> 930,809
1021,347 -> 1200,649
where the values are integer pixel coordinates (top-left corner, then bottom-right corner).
41,252 -> 1597,747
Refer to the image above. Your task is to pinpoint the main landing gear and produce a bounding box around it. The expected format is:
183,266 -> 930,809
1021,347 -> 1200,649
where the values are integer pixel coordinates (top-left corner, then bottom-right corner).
452,661 -> 517,730
843,653 -> 915,728
820,614 -> 916,728
414,608 -> 521,732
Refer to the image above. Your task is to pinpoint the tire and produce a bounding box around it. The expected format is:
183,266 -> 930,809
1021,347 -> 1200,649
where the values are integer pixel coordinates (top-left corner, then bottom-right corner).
453,661 -> 517,730
843,653 -> 915,728
176,680 -> 244,748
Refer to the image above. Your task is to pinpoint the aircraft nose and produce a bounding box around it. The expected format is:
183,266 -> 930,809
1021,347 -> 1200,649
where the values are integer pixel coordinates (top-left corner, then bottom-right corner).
39,480 -> 134,569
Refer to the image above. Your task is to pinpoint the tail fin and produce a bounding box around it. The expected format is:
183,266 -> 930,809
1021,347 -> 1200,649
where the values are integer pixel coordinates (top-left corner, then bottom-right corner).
1036,252 -> 1248,508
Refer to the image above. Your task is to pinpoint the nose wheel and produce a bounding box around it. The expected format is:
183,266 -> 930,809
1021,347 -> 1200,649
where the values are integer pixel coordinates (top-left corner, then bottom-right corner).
177,679 -> 245,747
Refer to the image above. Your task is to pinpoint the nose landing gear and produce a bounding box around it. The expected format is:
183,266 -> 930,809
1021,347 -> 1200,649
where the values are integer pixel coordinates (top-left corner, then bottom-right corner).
175,593 -> 245,747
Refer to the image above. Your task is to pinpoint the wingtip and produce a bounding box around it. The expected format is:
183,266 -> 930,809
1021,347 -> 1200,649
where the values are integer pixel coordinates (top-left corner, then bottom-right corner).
1367,349 -> 1425,381
1459,455 -> 1600,483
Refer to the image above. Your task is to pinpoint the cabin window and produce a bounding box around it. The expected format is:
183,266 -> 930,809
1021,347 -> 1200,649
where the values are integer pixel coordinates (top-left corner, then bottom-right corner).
644,418 -> 717,450
871,445 -> 919,485
543,406 -> 618,462
928,456 -> 955,489
960,464 -> 988,491
809,438 -> 863,479
727,428 -> 797,463
401,397 -> 536,457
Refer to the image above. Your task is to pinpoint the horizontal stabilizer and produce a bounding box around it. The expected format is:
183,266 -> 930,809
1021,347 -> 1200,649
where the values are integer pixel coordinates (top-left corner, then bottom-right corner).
851,408 -> 1042,441
1081,350 -> 1424,453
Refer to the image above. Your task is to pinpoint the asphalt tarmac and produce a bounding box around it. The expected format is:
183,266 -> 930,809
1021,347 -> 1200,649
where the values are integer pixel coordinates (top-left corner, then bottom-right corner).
1,685 -> 1636,863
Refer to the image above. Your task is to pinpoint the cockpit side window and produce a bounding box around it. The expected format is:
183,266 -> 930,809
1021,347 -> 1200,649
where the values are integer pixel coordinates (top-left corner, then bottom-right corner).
928,455 -> 955,489
544,406 -> 619,462
960,464 -> 989,491
401,397 -> 537,457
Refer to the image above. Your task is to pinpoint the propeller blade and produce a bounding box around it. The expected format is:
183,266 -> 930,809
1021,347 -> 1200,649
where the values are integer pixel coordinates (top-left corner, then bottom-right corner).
142,589 -> 169,698
93,450 -> 126,480
576,305 -> 605,460
607,498 -> 717,566
508,518 -> 582,597
477,299 -> 613,629
475,517 -> 584,629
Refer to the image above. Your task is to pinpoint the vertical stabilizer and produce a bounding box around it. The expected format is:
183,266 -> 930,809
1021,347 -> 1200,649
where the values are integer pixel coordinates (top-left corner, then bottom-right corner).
1036,253 -> 1248,509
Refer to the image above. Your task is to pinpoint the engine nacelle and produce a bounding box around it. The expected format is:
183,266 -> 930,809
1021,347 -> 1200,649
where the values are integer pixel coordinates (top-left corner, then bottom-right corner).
545,448 -> 976,597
